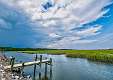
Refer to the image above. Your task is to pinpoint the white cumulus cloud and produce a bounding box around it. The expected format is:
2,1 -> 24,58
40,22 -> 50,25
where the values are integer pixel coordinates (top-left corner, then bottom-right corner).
0,0 -> 112,49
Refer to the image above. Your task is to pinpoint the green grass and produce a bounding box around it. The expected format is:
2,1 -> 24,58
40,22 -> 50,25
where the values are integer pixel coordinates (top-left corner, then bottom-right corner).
19,49 -> 113,63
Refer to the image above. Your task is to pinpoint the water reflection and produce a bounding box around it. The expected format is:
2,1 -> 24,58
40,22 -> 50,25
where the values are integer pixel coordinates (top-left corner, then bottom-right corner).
33,56 -> 53,80
36,67 -> 53,80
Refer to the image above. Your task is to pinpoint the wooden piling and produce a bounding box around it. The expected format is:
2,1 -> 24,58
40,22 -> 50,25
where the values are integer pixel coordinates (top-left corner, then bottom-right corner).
50,58 -> 52,80
33,54 -> 38,80
21,62 -> 25,75
11,57 -> 15,72
39,55 -> 42,67
44,63 -> 48,79
50,58 -> 52,66
4,54 -> 53,80
33,64 -> 36,80
50,67 -> 52,80
9,57 -> 12,65
39,55 -> 42,80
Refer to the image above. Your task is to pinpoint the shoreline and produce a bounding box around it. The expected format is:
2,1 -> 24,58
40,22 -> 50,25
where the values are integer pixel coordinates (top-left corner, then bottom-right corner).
0,55 -> 32,80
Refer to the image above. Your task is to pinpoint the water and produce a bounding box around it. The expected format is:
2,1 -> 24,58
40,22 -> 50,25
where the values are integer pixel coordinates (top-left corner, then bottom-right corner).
3,52 -> 113,80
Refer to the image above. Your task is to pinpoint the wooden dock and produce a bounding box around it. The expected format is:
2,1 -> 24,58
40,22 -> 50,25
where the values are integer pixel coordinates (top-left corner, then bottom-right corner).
4,59 -> 50,69
3,54 -> 53,80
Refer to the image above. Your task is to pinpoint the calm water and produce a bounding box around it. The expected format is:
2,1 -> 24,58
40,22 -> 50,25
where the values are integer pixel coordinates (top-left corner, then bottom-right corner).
3,52 -> 113,80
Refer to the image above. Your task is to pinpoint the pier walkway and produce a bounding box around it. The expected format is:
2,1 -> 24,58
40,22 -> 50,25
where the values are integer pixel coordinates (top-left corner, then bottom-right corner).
4,59 -> 50,69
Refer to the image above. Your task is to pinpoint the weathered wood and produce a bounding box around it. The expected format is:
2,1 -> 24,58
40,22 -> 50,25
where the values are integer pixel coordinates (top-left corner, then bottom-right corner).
44,63 -> 48,78
33,54 -> 38,80
49,58 -> 53,80
11,57 -> 15,72
50,62 -> 52,80
39,55 -> 42,67
4,59 -> 50,69
21,62 -> 25,75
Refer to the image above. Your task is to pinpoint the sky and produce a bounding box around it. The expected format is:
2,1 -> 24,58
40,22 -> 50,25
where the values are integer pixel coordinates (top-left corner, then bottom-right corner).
0,0 -> 113,49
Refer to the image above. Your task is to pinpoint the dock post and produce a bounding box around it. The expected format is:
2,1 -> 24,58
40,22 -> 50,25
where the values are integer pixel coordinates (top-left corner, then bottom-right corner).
9,57 -> 13,65
33,64 -> 36,80
21,62 -> 25,75
50,58 -> 52,80
33,54 -> 38,80
39,55 -> 42,80
11,57 -> 15,72
50,58 -> 52,66
44,62 -> 48,79
39,55 -> 42,67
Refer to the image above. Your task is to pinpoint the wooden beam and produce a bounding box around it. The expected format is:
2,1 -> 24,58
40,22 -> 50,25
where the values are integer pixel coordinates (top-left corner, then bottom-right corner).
4,59 -> 50,69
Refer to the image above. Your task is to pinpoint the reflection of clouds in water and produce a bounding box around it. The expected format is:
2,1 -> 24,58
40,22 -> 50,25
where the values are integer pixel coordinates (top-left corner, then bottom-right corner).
5,52 -> 34,62
84,62 -> 113,80
47,55 -> 68,63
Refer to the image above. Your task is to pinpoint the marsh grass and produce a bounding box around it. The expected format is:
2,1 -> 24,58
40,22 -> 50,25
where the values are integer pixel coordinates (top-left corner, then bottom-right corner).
19,49 -> 113,63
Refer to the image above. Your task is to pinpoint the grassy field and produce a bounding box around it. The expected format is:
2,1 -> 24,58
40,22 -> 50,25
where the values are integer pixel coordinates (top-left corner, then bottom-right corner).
19,49 -> 113,63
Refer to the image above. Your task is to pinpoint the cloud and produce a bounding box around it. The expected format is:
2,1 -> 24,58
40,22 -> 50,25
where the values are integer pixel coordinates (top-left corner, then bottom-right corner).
74,33 -> 113,50
1,0 -> 111,26
47,37 -> 97,49
49,33 -> 61,38
76,25 -> 102,37
0,0 -> 112,49
0,3 -> 46,47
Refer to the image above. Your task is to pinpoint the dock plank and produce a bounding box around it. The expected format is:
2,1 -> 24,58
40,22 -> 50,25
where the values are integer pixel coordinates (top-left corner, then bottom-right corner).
4,59 -> 49,69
